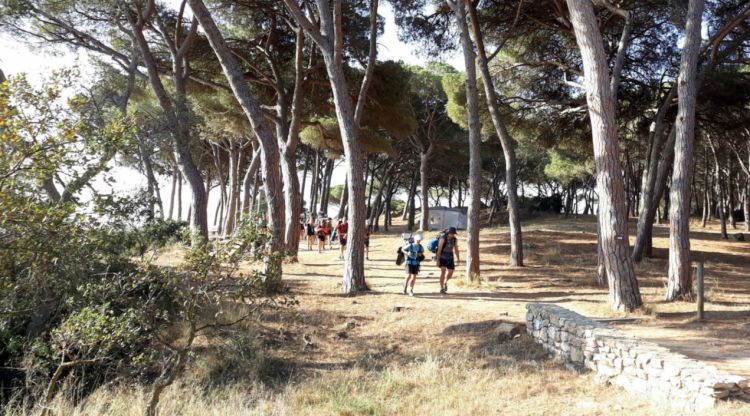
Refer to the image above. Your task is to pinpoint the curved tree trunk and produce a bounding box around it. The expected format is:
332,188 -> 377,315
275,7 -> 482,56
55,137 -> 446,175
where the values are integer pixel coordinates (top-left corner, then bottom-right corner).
666,0 -> 703,302
707,137 -> 729,239
242,148 -> 261,215
466,0 -> 523,267
136,134 -> 162,219
168,168 -> 177,219
282,0 -> 380,294
405,169 -> 418,228
278,28 -> 306,260
450,0 -> 481,281
223,141 -> 241,237
279,142 -> 301,256
189,0 -> 285,289
419,150 -> 432,231
337,177 -> 348,219
128,6 -> 208,241
566,0 -> 641,311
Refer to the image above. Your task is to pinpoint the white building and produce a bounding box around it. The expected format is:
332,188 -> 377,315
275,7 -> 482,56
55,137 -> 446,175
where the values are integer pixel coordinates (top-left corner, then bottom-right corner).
422,207 -> 468,231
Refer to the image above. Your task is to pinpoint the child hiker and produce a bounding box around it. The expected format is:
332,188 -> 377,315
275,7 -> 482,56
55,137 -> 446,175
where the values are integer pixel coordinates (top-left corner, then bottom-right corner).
402,235 -> 425,296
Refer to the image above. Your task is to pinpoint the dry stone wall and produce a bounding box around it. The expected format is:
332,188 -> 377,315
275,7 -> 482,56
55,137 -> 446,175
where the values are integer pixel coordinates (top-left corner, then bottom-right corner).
526,303 -> 748,411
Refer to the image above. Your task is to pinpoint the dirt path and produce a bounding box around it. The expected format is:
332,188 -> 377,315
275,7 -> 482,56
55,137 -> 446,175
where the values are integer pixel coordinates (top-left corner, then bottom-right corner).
285,216 -> 750,379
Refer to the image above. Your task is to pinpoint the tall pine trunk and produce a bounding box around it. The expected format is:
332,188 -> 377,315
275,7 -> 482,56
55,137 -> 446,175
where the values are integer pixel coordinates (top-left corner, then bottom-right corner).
419,150 -> 432,231
128,8 -> 207,241
337,178 -> 348,219
189,0 -> 286,289
666,0 -> 703,302
566,0 -> 642,311
707,136 -> 728,239
223,142 -> 241,237
403,170 -> 417,222
168,168 -> 177,220
282,0 -> 380,294
466,1 -> 523,266
450,0 -> 481,281
242,148 -> 260,215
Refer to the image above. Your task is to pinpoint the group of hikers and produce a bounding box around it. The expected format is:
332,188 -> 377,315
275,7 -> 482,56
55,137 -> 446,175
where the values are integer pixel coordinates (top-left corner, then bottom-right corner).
400,227 -> 460,297
301,213 -> 371,260
299,211 -> 460,297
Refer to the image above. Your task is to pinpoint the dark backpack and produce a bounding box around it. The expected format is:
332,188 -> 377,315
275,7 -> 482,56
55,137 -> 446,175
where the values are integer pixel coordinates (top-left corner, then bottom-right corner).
396,247 -> 405,266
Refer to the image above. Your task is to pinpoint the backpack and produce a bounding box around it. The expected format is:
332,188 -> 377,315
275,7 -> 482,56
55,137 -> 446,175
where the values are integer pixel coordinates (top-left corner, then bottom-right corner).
396,247 -> 405,266
427,232 -> 446,253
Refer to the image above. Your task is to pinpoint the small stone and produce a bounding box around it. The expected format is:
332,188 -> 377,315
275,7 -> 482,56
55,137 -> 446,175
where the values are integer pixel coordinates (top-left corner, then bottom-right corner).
711,389 -> 731,399
712,381 -> 739,390
663,362 -> 682,378
570,347 -> 583,363
649,358 -> 664,369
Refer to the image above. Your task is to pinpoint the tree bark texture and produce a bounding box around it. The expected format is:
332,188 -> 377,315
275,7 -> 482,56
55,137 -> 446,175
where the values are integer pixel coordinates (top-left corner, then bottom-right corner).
223,141 -> 241,237
282,0 -> 379,293
466,0 -> 523,267
666,0 -> 704,302
566,0 -> 642,311
450,0 -> 481,281
419,148 -> 433,231
189,0 -> 285,289
242,148 -> 260,215
337,177 -> 349,219
127,2 -> 208,241
707,136 -> 728,239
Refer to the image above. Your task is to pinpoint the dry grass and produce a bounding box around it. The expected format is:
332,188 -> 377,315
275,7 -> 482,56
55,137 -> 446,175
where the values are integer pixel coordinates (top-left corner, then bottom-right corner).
16,215 -> 750,415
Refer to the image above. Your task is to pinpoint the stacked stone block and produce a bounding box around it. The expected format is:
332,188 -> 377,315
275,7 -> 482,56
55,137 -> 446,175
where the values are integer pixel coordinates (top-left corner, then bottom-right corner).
526,303 -> 748,411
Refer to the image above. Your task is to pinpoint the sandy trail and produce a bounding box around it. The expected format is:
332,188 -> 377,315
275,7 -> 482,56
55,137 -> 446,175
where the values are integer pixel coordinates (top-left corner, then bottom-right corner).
284,216 -> 750,379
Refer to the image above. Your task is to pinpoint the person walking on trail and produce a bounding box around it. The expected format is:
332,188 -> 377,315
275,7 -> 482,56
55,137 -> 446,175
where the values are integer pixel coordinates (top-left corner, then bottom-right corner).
306,219 -> 316,251
336,218 -> 348,260
364,225 -> 372,260
436,227 -> 460,294
315,220 -> 328,253
325,219 -> 333,250
402,236 -> 425,296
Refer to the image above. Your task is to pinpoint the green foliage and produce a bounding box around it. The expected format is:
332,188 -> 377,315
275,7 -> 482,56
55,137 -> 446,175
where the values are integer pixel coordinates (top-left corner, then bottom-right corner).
329,184 -> 344,205
441,71 -> 495,138
124,219 -> 189,258
51,305 -> 144,362
543,147 -> 595,186
362,61 -> 419,139
390,199 -> 406,213
300,117 -> 396,157
0,71 -> 133,202
0,72 -> 286,408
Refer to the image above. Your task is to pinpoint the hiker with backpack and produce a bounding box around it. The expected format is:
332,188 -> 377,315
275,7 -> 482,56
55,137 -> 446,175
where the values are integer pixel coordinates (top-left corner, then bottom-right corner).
401,235 -> 425,296
306,219 -> 316,251
336,218 -> 348,260
364,225 -> 372,260
434,227 -> 460,294
314,220 -> 329,253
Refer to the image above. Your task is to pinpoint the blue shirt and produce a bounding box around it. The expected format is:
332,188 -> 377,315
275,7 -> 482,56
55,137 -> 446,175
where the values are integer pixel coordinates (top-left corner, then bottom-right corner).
402,244 -> 423,266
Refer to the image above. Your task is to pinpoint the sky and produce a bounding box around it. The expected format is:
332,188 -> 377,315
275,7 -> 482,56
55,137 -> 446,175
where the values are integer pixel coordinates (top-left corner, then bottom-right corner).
0,3 -> 459,222
0,4 -> 462,82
